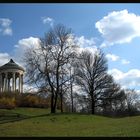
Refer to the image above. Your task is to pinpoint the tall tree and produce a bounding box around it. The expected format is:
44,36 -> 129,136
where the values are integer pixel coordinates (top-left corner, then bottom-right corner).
125,89 -> 139,115
23,24 -> 77,113
101,83 -> 126,116
74,49 -> 113,114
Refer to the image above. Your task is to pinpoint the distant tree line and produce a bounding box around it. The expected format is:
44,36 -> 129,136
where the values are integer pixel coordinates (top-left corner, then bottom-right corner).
23,24 -> 140,116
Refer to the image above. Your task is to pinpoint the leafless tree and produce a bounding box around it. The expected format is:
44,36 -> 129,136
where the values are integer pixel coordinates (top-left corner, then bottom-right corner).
23,24 -> 77,113
125,89 -> 140,115
74,49 -> 111,114
101,85 -> 126,116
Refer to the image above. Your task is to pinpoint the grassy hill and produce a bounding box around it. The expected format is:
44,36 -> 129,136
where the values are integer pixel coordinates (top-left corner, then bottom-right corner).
0,107 -> 140,137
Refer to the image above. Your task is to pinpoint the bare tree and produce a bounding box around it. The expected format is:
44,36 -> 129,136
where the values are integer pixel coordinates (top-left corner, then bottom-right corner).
125,89 -> 139,115
23,24 -> 77,113
74,49 -> 110,114
101,84 -> 126,116
59,66 -> 71,113
100,78 -> 120,113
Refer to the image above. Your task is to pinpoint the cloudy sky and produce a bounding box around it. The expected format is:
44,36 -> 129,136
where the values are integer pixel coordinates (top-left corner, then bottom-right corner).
1,3 -> 140,92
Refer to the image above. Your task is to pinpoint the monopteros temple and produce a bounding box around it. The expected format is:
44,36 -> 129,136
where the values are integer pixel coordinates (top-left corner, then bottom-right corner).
0,59 -> 25,93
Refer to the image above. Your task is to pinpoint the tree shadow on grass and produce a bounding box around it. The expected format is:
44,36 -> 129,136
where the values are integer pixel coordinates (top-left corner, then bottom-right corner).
0,111 -> 86,124
0,111 -> 51,124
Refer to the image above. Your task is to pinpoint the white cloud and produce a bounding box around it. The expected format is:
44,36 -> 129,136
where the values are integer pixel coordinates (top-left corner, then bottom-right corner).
135,90 -> 140,95
75,36 -> 96,48
75,36 -> 98,55
0,18 -> 11,27
108,68 -> 140,89
0,18 -> 13,36
100,42 -> 108,48
23,84 -> 38,93
106,53 -> 120,61
3,28 -> 12,36
15,35 -> 98,57
108,68 -> 124,81
121,59 -> 130,65
14,35 -> 98,59
105,53 -> 130,65
15,37 -> 40,49
0,53 -> 11,66
13,37 -> 41,67
41,17 -> 54,27
95,9 -> 140,46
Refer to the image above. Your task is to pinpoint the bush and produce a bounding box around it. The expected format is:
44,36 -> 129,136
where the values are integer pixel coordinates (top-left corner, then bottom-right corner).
21,95 -> 39,107
0,97 -> 16,109
16,93 -> 49,108
0,92 -> 50,109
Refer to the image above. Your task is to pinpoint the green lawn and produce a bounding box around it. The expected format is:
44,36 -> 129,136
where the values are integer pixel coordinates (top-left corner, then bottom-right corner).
0,107 -> 140,137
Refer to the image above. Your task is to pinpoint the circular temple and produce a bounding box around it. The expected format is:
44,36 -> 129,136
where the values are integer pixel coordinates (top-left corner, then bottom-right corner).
0,59 -> 25,93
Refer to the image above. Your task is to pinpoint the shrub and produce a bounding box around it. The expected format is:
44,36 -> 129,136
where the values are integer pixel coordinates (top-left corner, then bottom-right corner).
16,93 -> 49,108
0,97 -> 16,109
0,92 -> 50,109
23,95 -> 39,107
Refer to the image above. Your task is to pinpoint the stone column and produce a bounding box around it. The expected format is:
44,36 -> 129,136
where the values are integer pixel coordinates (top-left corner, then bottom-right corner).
12,73 -> 16,92
2,73 -> 5,92
2,75 -> 5,92
21,74 -> 23,93
18,74 -> 21,93
1,75 -> 4,92
8,78 -> 10,92
5,73 -> 8,92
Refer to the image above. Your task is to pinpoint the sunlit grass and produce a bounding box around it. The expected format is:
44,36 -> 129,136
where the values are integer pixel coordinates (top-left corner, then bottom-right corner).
0,107 -> 140,137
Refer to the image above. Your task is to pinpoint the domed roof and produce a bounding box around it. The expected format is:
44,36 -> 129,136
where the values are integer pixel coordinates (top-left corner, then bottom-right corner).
0,59 -> 25,72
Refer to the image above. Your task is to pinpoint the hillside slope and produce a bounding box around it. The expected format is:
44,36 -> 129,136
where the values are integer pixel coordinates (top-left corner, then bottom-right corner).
0,108 -> 140,137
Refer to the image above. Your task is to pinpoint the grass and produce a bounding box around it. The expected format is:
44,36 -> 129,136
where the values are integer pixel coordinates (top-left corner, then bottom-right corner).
0,107 -> 140,137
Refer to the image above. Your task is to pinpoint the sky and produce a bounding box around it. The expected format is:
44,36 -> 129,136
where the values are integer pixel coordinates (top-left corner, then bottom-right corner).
1,3 -> 140,92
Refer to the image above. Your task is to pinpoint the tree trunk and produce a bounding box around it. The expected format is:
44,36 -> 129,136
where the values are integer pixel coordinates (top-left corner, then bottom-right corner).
60,94 -> 63,113
51,93 -> 55,113
71,82 -> 74,113
91,103 -> 95,114
54,63 -> 59,114
53,91 -> 58,113
91,96 -> 95,115
51,106 -> 55,113
70,67 -> 74,113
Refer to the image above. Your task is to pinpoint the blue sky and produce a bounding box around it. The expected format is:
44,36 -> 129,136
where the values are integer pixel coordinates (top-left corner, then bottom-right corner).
1,3 -> 140,92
